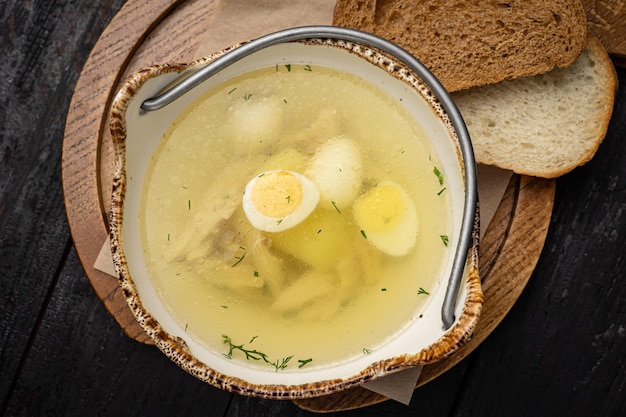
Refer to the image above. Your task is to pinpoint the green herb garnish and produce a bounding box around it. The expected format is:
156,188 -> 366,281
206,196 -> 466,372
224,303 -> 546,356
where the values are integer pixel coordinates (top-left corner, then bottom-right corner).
360,229 -> 367,239
433,166 -> 444,185
228,87 -> 237,94
303,65 -> 312,71
298,358 -> 313,368
440,235 -> 449,247
243,93 -> 252,101
437,187 -> 447,196
232,247 -> 246,267
285,64 -> 291,72
363,348 -> 372,355
418,287 -> 430,295
331,201 -> 341,214
222,335 -> 295,372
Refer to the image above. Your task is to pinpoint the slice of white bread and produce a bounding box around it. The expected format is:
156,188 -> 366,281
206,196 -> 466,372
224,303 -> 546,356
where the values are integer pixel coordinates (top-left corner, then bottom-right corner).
333,0 -> 588,92
452,35 -> 617,178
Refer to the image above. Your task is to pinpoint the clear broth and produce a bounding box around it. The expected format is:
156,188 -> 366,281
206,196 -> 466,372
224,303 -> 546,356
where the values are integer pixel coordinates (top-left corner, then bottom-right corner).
139,65 -> 451,371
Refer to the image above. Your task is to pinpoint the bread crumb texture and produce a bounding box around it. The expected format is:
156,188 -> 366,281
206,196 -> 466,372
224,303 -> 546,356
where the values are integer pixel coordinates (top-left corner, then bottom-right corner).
333,0 -> 588,92
452,36 -> 617,178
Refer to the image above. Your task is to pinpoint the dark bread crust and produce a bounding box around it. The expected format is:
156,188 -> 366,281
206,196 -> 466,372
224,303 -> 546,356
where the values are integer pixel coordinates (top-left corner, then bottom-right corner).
333,0 -> 588,92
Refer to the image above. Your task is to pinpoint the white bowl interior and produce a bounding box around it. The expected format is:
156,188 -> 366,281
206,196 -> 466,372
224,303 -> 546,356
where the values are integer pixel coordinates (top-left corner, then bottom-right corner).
120,42 -> 468,386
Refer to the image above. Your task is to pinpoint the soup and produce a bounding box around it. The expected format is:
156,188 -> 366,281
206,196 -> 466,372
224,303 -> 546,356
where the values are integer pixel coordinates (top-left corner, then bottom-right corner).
139,64 -> 451,371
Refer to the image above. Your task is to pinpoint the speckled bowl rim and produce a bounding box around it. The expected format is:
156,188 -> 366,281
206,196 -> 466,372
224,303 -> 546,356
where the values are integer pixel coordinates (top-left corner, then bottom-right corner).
109,26 -> 482,399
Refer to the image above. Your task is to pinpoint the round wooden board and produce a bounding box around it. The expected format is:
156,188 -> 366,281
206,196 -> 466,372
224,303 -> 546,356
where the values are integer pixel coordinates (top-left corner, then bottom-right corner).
61,0 -> 562,411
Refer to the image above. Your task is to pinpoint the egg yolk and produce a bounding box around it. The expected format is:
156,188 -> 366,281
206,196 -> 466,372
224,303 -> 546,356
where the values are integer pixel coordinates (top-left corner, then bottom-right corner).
251,171 -> 304,217
353,183 -> 406,232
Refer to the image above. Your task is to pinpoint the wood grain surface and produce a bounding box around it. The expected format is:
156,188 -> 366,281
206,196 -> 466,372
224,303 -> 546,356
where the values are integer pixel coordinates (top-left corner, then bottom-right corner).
61,0 -> 556,410
584,0 -> 626,64
2,1 -> 625,416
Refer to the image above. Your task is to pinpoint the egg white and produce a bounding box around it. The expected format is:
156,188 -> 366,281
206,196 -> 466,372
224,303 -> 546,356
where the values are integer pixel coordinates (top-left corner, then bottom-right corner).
305,136 -> 363,211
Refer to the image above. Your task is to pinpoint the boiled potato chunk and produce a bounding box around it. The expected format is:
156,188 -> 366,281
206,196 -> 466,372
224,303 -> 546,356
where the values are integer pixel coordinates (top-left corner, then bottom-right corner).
256,148 -> 308,175
271,208 -> 351,271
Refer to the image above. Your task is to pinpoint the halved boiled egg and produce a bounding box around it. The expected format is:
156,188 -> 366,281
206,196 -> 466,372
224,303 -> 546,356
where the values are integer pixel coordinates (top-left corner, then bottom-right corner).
352,180 -> 419,257
242,170 -> 320,232
305,136 -> 362,211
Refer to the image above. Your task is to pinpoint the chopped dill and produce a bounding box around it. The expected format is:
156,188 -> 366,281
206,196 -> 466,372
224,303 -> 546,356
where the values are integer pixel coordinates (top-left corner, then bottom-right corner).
433,166 -> 444,185
298,358 -> 313,368
232,247 -> 246,267
222,335 -> 295,372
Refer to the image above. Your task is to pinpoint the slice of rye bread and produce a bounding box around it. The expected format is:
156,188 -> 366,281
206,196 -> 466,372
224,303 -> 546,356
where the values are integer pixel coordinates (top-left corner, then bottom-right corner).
451,35 -> 617,178
333,0 -> 588,92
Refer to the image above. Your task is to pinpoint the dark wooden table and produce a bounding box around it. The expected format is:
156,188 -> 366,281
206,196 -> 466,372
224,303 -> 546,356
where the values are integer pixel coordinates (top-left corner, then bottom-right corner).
1,1 -> 625,416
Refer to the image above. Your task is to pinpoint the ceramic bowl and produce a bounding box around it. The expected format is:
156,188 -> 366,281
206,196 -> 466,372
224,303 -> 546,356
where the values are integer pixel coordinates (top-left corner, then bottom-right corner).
109,26 -> 481,399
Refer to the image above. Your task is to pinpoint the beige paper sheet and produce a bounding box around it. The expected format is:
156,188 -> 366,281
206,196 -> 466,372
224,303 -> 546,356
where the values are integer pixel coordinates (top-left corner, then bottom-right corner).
198,0 -> 337,55
94,0 -> 513,404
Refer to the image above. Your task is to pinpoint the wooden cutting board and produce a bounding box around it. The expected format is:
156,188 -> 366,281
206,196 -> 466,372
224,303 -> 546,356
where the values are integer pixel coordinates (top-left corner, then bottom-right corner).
61,0 -> 620,411
583,0 -> 626,65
